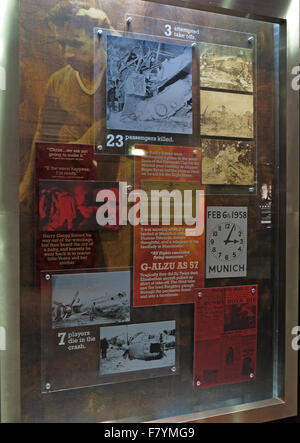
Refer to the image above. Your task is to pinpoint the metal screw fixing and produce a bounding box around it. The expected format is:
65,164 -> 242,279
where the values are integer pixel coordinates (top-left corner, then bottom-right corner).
248,36 -> 254,44
126,17 -> 133,25
45,274 -> 51,281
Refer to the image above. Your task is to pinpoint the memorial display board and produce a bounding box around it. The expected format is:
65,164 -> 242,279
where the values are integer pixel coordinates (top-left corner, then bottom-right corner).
41,268 -> 178,392
16,0 -> 298,424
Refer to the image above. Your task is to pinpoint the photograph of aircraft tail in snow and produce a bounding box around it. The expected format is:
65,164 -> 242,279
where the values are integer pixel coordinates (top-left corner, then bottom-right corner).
52,271 -> 130,329
106,35 -> 193,134
100,321 -> 176,375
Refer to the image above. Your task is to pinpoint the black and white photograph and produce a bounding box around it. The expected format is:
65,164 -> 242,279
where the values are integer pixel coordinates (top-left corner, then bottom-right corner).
258,181 -> 272,227
106,35 -> 193,134
200,43 -> 253,92
52,271 -> 130,329
99,321 -> 176,375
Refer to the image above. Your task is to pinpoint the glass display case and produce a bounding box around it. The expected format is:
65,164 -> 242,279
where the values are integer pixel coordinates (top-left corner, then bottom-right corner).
0,0 -> 20,424
0,0 -> 298,423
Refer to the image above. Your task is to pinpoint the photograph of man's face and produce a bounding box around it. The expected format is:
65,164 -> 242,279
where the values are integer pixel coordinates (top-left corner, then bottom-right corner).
57,25 -> 95,73
20,3 -> 114,209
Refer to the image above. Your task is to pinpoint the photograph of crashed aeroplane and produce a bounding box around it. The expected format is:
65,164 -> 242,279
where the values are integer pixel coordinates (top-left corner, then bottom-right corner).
51,271 -> 130,329
200,43 -> 253,92
99,321 -> 176,375
106,35 -> 193,134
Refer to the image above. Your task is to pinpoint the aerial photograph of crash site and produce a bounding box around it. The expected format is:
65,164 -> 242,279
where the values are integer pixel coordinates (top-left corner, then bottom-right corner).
99,321 -> 176,375
106,35 -> 193,134
51,271 -> 130,329
200,42 -> 253,93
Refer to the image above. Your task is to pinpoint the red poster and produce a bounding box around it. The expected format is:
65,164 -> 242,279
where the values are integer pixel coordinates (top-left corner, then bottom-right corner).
134,145 -> 205,306
194,285 -> 257,388
35,143 -> 100,278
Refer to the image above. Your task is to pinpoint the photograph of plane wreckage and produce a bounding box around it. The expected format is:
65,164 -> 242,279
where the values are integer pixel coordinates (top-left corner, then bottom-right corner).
200,42 -> 253,93
106,35 -> 193,134
100,321 -> 176,375
51,271 -> 130,329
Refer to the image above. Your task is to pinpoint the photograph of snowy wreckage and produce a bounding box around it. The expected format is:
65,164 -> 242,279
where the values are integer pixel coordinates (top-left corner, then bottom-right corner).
106,35 -> 193,134
51,271 -> 130,329
100,321 -> 176,375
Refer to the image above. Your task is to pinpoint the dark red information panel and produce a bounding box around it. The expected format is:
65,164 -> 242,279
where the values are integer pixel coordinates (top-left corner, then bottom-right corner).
134,145 -> 205,307
194,285 -> 257,389
35,143 -> 121,282
35,142 -> 97,181
35,143 -> 101,279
